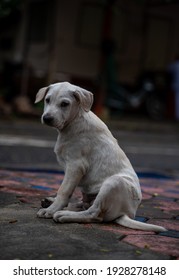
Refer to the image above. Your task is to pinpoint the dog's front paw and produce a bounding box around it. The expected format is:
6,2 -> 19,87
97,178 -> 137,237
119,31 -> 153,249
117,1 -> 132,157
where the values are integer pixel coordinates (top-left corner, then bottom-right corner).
37,208 -> 54,218
53,210 -> 71,223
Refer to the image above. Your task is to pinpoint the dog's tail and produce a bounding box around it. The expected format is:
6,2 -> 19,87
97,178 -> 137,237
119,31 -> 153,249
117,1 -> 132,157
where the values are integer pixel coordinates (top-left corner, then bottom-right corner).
115,215 -> 167,232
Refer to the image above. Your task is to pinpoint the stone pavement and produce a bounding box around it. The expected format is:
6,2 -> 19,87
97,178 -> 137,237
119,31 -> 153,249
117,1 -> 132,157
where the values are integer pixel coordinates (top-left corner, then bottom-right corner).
0,168 -> 178,260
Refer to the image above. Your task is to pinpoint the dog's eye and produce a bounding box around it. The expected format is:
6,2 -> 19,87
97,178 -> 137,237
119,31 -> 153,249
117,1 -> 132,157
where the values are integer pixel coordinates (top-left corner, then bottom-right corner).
45,97 -> 50,104
61,101 -> 70,108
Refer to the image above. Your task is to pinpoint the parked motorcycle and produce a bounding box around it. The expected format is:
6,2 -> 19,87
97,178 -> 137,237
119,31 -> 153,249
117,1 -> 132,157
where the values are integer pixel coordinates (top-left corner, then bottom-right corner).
106,71 -> 167,120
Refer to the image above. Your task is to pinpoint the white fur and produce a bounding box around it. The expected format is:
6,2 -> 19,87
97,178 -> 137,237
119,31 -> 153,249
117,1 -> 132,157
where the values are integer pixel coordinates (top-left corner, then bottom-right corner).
35,82 -> 166,232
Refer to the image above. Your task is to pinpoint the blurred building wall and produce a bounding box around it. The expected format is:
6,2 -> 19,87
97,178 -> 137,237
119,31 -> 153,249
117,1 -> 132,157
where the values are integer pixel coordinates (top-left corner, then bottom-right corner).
1,0 -> 179,89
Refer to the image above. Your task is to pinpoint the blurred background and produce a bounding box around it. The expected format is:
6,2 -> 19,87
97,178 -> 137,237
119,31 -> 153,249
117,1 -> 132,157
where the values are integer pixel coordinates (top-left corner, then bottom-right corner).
0,0 -> 179,173
0,1 -> 179,262
0,0 -> 179,120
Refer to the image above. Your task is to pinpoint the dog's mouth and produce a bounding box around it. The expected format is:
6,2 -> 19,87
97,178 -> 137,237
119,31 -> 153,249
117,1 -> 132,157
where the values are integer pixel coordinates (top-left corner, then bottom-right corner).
42,115 -> 66,131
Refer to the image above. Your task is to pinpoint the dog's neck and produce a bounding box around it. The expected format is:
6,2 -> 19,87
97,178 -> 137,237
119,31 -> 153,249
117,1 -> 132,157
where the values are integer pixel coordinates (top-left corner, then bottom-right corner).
57,109 -> 89,135
57,110 -> 111,140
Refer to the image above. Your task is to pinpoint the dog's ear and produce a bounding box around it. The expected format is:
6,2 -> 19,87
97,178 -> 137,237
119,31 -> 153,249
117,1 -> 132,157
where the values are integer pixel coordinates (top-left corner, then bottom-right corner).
74,87 -> 93,112
35,86 -> 49,104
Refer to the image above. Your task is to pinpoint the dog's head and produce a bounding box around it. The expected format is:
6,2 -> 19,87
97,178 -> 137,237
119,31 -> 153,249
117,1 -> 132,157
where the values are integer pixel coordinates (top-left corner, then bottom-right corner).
35,82 -> 93,130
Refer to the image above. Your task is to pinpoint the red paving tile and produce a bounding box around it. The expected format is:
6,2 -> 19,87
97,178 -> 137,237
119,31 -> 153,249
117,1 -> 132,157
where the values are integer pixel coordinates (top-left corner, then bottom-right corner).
148,219 -> 179,231
157,200 -> 179,213
140,178 -> 179,199
122,235 -> 179,258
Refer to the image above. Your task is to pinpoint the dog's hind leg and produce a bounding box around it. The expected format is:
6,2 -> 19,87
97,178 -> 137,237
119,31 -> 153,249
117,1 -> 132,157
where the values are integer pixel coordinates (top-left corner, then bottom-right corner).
53,204 -> 103,223
53,174 -> 141,224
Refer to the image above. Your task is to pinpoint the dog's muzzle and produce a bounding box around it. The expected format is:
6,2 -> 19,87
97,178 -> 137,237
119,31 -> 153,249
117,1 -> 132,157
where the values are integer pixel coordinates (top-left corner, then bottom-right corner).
43,114 -> 54,126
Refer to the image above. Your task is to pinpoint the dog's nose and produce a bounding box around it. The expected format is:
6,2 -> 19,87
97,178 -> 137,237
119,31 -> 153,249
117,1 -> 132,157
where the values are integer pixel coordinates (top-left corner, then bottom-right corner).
43,114 -> 53,125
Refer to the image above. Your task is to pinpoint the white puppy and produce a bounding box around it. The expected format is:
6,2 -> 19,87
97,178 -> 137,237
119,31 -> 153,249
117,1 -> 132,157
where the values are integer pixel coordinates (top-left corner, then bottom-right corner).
35,82 -> 166,232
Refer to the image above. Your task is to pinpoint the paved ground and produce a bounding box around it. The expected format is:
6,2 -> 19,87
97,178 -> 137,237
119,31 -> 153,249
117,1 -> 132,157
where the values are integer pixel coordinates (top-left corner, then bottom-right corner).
0,117 -> 179,259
